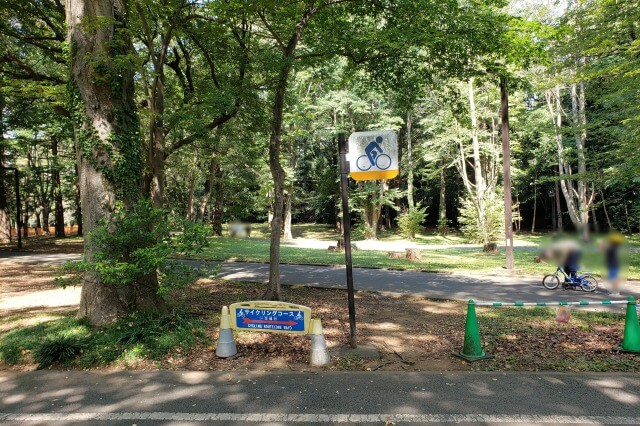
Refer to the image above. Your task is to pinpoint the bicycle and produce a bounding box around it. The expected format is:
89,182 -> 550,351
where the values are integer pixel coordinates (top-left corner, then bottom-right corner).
542,266 -> 598,292
355,152 -> 392,171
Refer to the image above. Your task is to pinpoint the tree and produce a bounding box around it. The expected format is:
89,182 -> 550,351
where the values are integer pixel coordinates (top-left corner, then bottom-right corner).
132,0 -> 249,207
0,0 -> 68,240
0,92 -> 8,242
238,0 -> 361,300
453,77 -> 503,249
67,0 -> 164,325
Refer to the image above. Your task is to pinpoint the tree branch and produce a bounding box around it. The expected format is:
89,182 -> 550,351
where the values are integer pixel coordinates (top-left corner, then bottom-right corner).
0,53 -> 65,85
257,9 -> 286,52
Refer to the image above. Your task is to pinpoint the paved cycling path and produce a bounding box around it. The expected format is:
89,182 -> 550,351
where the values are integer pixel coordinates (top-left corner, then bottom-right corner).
212,261 -> 639,310
2,252 -> 638,309
2,371 -> 639,425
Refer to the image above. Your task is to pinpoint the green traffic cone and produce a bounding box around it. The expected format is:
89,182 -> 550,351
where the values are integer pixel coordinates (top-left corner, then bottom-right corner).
454,300 -> 489,362
614,296 -> 640,354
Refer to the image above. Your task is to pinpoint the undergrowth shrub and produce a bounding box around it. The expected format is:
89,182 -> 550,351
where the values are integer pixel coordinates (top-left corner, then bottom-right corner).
0,311 -> 207,369
55,199 -> 216,296
34,334 -> 87,369
458,191 -> 504,246
397,204 -> 428,239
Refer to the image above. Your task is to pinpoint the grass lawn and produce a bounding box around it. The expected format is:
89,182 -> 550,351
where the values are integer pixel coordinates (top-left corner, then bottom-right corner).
198,236 -> 553,275
197,224 -> 640,278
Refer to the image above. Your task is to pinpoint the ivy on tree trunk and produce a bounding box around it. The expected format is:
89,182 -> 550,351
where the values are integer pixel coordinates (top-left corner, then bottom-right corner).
67,0 -> 164,326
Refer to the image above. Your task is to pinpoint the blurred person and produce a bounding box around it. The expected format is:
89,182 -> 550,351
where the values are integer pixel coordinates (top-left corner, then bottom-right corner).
601,233 -> 624,295
534,237 -> 582,284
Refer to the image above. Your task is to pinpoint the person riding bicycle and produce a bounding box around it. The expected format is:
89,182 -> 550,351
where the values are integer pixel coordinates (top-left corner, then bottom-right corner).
534,238 -> 581,284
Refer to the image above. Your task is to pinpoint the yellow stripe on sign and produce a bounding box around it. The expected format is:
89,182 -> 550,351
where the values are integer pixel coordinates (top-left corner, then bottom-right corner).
350,170 -> 399,181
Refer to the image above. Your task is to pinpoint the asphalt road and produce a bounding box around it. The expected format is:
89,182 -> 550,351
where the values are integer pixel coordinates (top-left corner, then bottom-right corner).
213,262 -> 640,309
1,371 -> 639,425
1,251 -> 638,309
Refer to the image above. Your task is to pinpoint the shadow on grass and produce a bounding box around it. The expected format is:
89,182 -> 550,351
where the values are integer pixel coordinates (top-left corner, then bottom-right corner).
0,310 -> 207,370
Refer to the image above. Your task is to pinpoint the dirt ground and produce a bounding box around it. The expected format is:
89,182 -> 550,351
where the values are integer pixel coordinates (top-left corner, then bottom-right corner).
177,280 -> 638,372
175,279 -> 470,372
0,235 -> 84,254
0,262 -> 81,333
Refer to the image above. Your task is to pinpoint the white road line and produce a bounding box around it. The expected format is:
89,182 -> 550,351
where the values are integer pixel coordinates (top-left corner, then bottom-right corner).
1,413 -> 639,424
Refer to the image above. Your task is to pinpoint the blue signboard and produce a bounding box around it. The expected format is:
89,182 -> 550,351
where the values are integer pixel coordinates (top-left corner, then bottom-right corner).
229,302 -> 312,334
235,308 -> 305,332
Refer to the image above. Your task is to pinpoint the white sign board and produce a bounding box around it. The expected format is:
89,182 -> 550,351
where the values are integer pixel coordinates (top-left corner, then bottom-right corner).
348,130 -> 398,181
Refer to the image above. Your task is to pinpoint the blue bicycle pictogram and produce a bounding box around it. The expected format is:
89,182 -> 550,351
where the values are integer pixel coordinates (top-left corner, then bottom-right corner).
356,136 -> 392,171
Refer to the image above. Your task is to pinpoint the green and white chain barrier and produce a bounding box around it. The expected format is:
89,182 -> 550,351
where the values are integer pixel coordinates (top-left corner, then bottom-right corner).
474,300 -> 630,307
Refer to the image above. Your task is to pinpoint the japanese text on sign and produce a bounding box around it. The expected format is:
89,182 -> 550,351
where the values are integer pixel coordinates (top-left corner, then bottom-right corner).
229,301 -> 312,334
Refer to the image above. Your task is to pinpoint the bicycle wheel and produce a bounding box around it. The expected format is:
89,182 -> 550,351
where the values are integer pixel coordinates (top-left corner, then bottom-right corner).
542,274 -> 560,290
581,275 -> 598,292
356,155 -> 372,171
375,153 -> 392,170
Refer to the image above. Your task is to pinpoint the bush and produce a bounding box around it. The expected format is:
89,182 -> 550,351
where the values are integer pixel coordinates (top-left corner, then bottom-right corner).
397,205 -> 428,239
34,334 -> 87,369
0,311 -> 207,369
56,199 -> 215,295
459,191 -> 504,246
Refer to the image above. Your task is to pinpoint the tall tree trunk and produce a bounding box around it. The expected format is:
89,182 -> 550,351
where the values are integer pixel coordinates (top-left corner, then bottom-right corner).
531,181 -> 537,233
547,87 -> 582,229
199,127 -> 224,224
22,196 -> 28,238
500,76 -> 514,269
198,153 -> 216,222
134,1 -> 170,210
283,140 -> 295,240
405,109 -> 414,209
0,94 -> 10,243
554,167 -> 563,232
623,199 -> 632,233
600,190 -> 612,230
264,65 -> 290,300
385,205 -> 392,229
41,204 -> 51,234
52,137 -> 65,238
74,163 -> 83,236
186,168 -> 196,220
212,159 -> 223,236
35,206 -> 41,235
283,191 -> 292,239
571,69 -> 590,240
147,70 -> 166,208
362,181 -> 386,240
262,4 -> 317,299
469,78 -> 488,247
438,159 -> 447,234
68,0 -> 163,325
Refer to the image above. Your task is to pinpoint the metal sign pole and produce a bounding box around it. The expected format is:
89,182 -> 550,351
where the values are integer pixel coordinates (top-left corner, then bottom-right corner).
338,133 -> 357,348
14,168 -> 21,249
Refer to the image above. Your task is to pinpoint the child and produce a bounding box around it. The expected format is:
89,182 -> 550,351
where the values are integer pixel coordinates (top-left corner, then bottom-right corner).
534,238 -> 581,284
603,233 -> 624,295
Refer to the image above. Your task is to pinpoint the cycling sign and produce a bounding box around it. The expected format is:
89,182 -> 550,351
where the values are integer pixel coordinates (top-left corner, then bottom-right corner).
348,131 -> 398,181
